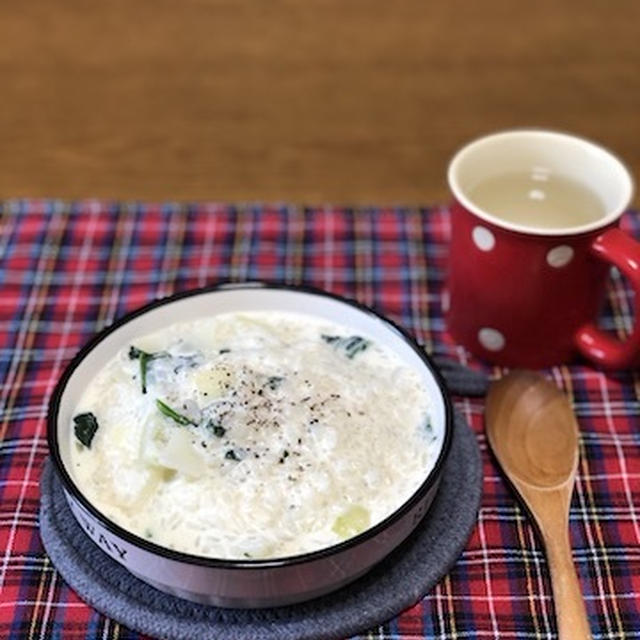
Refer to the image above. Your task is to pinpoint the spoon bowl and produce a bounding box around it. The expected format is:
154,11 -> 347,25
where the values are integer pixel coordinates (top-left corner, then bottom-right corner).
485,370 -> 592,640
486,370 -> 579,487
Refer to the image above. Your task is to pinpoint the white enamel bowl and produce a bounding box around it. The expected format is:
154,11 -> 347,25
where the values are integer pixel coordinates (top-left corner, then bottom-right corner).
47,283 -> 453,608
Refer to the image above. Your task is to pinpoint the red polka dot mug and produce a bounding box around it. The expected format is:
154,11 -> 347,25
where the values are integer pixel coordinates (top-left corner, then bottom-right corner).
445,129 -> 639,369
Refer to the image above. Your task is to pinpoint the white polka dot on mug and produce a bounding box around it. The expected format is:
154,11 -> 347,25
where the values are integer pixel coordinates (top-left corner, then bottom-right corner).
472,226 -> 495,252
478,327 -> 506,352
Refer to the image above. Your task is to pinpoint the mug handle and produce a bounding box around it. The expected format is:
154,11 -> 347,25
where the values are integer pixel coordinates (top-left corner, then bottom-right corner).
575,228 -> 640,369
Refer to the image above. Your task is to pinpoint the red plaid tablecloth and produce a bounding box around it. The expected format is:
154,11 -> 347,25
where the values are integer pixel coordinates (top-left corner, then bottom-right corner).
0,201 -> 639,639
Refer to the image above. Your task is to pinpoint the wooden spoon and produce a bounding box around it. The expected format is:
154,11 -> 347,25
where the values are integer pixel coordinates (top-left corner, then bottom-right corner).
485,370 -> 592,640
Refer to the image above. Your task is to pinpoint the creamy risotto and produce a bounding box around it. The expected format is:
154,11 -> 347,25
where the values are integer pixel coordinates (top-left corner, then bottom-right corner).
70,311 -> 435,559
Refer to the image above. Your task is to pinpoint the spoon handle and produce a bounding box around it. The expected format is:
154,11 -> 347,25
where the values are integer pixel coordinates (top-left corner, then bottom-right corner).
543,526 -> 592,640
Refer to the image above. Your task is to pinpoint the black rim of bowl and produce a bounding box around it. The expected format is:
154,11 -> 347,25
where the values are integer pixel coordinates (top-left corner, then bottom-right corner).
47,281 -> 454,570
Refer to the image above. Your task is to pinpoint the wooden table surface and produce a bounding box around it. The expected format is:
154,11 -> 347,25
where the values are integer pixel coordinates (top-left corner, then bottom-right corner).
1,0 -> 638,205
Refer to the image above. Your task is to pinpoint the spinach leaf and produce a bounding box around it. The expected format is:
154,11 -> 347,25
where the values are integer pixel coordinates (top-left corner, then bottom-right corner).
129,346 -> 166,394
73,412 -> 99,448
423,416 -> 437,443
266,376 -> 284,390
171,354 -> 202,374
156,399 -> 198,427
321,334 -> 371,359
206,420 -> 226,438
128,346 -> 147,359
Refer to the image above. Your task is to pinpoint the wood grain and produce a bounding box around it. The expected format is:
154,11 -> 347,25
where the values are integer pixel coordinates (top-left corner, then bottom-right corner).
0,0 -> 638,204
486,371 -> 591,640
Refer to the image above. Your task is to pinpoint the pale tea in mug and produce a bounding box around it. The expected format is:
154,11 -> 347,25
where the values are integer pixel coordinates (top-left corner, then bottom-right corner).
466,170 -> 606,230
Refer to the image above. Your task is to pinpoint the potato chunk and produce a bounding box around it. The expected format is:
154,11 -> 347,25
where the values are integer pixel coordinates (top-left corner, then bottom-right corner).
157,429 -> 206,478
332,505 -> 371,539
193,365 -> 231,398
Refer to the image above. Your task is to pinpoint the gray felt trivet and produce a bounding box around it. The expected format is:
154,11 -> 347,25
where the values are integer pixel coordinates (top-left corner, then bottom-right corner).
39,362 -> 484,640
432,355 -> 490,397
